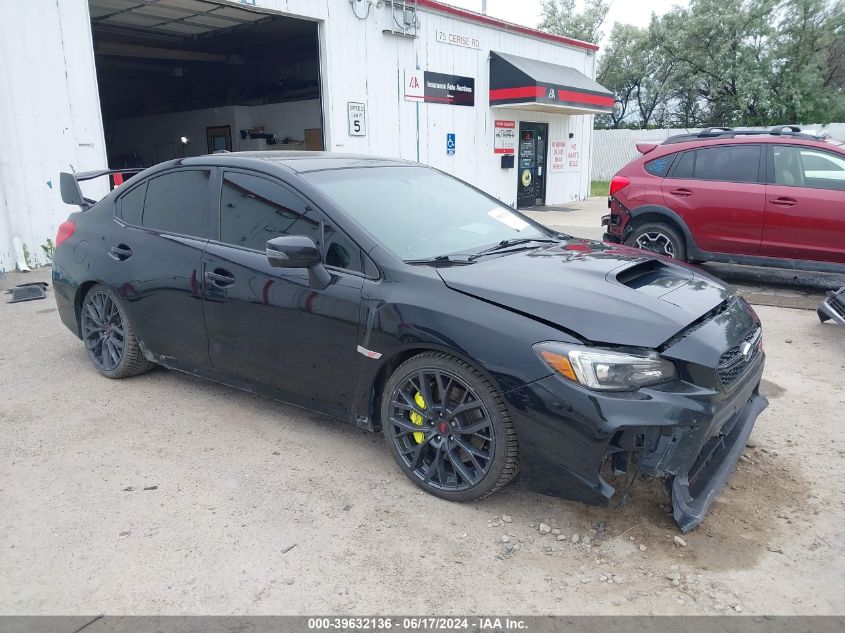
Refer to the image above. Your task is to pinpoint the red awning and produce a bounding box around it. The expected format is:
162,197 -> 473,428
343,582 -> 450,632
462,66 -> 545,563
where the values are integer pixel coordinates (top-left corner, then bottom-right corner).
490,51 -> 614,114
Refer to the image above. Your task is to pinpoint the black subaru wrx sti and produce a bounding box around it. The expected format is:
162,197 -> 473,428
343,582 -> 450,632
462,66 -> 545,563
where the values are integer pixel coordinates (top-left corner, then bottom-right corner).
54,152 -> 767,531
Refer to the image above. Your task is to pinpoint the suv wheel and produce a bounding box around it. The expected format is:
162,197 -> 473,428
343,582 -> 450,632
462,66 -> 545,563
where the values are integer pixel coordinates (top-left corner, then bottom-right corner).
625,222 -> 687,261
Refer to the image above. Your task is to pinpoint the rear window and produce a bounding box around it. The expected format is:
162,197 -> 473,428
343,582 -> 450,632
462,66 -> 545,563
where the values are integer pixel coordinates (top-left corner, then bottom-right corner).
644,155 -> 673,177
119,182 -> 146,225
142,170 -> 210,237
671,145 -> 761,183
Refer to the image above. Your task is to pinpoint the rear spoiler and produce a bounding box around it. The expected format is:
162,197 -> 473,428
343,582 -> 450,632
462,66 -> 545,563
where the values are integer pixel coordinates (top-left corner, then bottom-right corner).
636,142 -> 658,154
60,168 -> 144,209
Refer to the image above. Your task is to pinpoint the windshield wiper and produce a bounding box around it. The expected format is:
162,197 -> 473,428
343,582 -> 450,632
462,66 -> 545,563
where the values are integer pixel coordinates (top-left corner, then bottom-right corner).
469,237 -> 560,260
404,254 -> 475,266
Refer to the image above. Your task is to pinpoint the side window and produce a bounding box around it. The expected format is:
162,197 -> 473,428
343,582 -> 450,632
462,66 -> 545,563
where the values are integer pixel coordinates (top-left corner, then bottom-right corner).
774,145 -> 845,191
142,170 -> 210,237
644,154 -> 674,177
323,222 -> 362,272
219,171 -> 364,273
220,172 -> 321,250
672,151 -> 695,179
119,182 -> 146,225
690,146 -> 761,183
671,146 -> 761,183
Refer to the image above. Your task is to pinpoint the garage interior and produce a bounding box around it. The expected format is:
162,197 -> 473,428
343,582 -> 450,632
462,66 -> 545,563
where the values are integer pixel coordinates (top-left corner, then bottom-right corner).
89,0 -> 323,168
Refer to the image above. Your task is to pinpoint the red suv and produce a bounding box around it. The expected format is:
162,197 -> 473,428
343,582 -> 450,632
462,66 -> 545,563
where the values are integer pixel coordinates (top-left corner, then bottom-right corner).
602,126 -> 845,272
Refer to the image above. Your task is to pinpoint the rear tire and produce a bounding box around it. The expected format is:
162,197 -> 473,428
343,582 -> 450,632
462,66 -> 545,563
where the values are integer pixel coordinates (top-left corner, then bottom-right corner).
80,284 -> 155,379
381,352 -> 519,502
624,222 -> 687,261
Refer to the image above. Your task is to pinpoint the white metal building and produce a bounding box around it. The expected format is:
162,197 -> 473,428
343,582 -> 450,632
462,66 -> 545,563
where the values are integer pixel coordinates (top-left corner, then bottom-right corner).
0,0 -> 611,271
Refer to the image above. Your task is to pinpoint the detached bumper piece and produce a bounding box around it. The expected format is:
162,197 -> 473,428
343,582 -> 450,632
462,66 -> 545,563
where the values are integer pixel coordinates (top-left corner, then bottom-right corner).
818,286 -> 845,326
637,390 -> 768,532
6,283 -> 48,303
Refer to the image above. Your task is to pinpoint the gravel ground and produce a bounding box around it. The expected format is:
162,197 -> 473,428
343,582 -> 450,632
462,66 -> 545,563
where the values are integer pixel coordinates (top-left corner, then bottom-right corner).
1,262 -> 843,616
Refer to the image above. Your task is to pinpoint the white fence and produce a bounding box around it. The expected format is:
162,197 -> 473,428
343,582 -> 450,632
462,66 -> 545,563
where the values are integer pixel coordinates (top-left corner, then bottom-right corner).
591,123 -> 845,180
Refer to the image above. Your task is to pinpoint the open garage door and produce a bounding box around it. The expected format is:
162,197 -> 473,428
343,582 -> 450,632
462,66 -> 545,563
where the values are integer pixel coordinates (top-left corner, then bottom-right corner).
89,0 -> 323,168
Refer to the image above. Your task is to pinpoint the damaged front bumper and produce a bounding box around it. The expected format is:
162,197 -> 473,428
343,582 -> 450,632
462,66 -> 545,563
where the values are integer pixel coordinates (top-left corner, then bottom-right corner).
631,374 -> 767,531
504,340 -> 767,532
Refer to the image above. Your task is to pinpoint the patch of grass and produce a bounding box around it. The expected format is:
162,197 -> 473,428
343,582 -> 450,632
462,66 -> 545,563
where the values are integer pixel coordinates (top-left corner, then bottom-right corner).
590,180 -> 610,197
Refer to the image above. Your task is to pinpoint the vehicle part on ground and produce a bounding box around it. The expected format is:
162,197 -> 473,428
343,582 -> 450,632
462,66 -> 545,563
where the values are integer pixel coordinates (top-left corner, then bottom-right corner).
623,222 -> 686,260
7,285 -> 46,303
818,286 -> 845,326
382,352 -> 519,502
80,285 -> 154,379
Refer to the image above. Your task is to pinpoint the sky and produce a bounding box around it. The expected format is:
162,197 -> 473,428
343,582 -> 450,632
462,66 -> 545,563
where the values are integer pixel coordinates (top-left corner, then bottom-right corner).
442,0 -> 689,47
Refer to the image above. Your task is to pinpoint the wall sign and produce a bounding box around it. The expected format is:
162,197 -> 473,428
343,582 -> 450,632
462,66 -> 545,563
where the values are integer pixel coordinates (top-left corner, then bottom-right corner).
347,102 -> 366,136
550,139 -> 566,173
436,30 -> 481,49
566,141 -> 581,172
447,133 -> 456,155
550,139 -> 580,173
404,69 -> 475,106
494,120 -> 515,154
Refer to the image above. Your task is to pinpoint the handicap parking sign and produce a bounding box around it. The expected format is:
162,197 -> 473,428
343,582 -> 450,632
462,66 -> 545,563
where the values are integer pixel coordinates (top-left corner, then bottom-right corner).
446,133 -> 455,155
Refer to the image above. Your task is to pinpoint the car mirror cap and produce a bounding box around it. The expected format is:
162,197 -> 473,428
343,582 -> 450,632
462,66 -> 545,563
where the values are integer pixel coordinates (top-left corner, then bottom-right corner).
266,235 -> 322,269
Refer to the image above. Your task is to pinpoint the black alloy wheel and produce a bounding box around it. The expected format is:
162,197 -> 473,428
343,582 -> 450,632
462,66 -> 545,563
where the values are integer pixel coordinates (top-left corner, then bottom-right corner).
80,284 -> 154,379
382,352 -> 519,501
82,289 -> 124,372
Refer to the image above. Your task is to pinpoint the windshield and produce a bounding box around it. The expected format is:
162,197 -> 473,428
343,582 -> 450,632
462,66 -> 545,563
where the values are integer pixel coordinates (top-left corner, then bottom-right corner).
304,166 -> 550,261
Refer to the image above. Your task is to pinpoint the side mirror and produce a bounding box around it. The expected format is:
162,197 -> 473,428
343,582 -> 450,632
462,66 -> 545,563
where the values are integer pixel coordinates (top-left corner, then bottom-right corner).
266,235 -> 330,289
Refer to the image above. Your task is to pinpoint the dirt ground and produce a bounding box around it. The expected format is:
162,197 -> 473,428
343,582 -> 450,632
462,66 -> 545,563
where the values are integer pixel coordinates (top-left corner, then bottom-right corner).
1,258 -> 844,615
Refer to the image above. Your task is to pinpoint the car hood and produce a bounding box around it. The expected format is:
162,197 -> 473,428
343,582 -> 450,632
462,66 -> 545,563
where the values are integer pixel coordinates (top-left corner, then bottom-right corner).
437,239 -> 735,348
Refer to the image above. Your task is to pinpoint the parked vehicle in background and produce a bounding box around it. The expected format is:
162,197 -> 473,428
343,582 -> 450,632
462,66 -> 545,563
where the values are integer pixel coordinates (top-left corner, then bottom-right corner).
54,152 -> 767,532
602,126 -> 845,272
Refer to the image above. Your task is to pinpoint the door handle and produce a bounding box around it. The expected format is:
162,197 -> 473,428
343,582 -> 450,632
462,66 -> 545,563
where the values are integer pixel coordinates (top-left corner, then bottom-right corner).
769,197 -> 797,207
108,244 -> 132,260
669,188 -> 693,197
205,268 -> 236,287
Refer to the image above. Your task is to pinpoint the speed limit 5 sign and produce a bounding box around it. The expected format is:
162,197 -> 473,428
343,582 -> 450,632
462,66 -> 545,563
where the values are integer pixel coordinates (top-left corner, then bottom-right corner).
347,102 -> 366,136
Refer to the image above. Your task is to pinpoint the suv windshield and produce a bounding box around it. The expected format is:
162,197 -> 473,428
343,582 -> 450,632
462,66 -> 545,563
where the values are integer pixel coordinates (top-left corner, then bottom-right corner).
304,166 -> 550,261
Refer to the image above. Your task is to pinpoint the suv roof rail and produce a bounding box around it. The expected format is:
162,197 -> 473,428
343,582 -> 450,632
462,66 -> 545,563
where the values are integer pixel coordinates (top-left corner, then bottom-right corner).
663,125 -> 819,145
770,125 -> 802,135
699,127 -> 734,136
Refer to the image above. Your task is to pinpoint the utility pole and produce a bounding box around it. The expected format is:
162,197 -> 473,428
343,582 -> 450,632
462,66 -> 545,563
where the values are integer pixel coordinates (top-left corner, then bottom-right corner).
481,0 -> 487,15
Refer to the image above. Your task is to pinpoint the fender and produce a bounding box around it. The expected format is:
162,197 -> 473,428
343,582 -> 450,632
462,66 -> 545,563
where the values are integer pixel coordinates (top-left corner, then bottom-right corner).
624,204 -> 704,258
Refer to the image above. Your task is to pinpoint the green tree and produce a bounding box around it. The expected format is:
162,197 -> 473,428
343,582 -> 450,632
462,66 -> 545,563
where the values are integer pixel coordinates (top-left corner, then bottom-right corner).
538,0 -> 610,44
596,24 -> 647,127
633,25 -> 678,127
769,0 -> 845,123
651,0 -> 778,126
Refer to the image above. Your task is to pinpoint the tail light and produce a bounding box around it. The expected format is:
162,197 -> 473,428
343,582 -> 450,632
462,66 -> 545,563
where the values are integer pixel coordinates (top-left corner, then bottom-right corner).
56,221 -> 75,247
609,176 -> 631,197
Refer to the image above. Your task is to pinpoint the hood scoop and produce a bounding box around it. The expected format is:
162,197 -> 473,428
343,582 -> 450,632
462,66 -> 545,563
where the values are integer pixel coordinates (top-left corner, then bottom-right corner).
612,259 -> 695,296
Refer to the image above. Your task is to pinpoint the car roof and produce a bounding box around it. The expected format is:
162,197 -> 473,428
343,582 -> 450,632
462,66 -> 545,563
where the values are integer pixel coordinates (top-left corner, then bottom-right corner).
186,151 -> 419,174
639,134 -> 845,161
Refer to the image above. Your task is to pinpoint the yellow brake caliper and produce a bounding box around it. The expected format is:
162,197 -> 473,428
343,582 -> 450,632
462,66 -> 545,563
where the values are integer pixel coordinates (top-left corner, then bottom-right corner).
409,391 -> 426,444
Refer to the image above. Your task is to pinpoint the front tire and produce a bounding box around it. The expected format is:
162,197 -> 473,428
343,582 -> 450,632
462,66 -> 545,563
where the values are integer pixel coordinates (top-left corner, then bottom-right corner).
624,222 -> 687,261
80,284 -> 155,379
381,352 -> 519,501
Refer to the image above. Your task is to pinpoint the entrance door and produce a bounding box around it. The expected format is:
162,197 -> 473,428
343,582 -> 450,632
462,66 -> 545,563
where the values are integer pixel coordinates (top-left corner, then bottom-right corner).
517,122 -> 548,208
